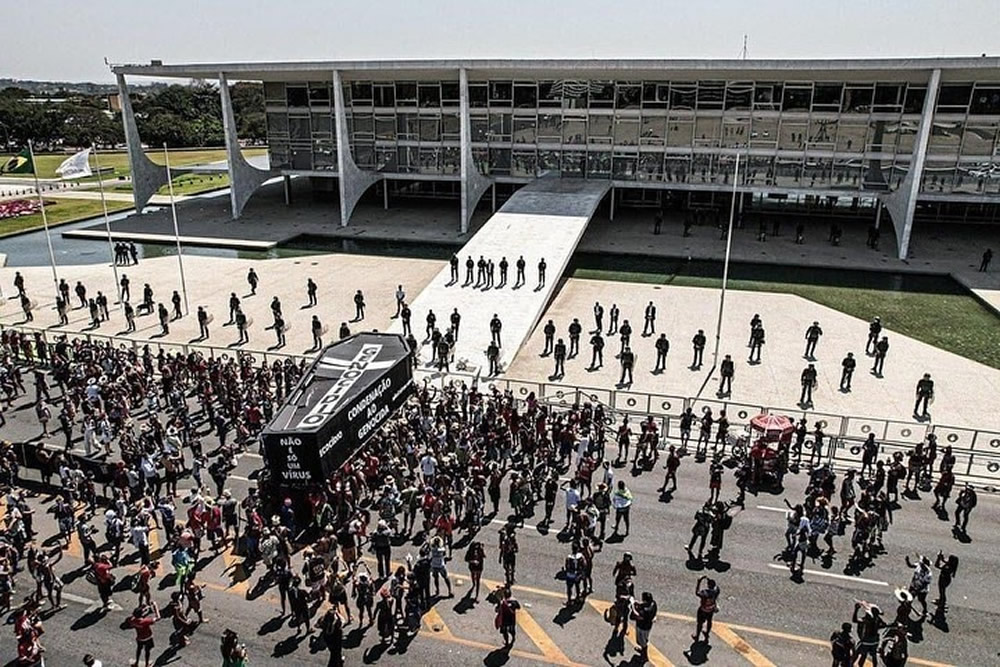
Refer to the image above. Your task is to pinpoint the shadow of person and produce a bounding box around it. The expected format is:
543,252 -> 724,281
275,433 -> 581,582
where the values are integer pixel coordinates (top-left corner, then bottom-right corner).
683,639 -> 712,664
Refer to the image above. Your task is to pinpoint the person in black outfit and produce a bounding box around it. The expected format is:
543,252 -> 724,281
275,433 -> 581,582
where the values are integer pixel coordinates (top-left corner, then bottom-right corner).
718,355 -> 734,396
197,306 -> 209,339
872,336 -> 889,376
618,320 -> 632,355
552,339 -> 567,377
804,321 -> 823,358
654,334 -> 669,372
490,314 -> 502,347
449,254 -> 459,283
311,315 -> 323,350
515,255 -> 526,287
401,303 -> 412,336
866,317 -> 882,355
487,341 -> 500,376
691,330 -> 706,368
353,290 -> 365,321
980,248 -> 993,272
748,325 -> 765,363
306,278 -> 318,307
619,347 -> 635,386
537,258 -> 547,288
465,256 -> 475,285
450,308 -> 461,341
914,373 -> 934,418
800,364 -> 817,405
568,318 -> 582,357
643,301 -> 656,336
542,319 -> 556,355
840,352 -> 856,391
590,331 -> 604,369
499,256 -> 509,286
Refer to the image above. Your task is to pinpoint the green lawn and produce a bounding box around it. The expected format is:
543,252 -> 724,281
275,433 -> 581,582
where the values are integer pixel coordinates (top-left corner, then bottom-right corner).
0,198 -> 133,236
111,172 -> 232,196
572,268 -> 1000,370
2,148 -> 266,180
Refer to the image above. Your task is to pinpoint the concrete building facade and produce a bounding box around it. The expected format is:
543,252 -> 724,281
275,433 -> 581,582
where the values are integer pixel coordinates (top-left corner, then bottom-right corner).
112,57 -> 1000,259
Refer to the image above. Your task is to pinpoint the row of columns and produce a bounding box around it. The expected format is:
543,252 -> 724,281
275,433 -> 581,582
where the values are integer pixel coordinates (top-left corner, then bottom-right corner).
117,67 -> 943,257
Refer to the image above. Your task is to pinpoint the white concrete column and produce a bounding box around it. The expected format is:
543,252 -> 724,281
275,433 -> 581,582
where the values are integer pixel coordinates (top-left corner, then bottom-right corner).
383,182 -> 389,210
874,202 -> 883,230
219,72 -> 272,219
884,68 -> 941,260
116,73 -> 168,213
609,186 -> 615,221
333,69 -> 381,227
459,67 -> 492,233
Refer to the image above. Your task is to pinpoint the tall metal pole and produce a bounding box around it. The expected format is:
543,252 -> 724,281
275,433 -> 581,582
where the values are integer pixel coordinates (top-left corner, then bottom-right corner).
28,140 -> 61,302
712,152 -> 741,370
91,145 -> 125,315
163,144 -> 189,315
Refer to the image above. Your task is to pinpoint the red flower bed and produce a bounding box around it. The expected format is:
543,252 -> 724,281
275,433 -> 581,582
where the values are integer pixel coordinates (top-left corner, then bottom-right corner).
0,199 -> 43,220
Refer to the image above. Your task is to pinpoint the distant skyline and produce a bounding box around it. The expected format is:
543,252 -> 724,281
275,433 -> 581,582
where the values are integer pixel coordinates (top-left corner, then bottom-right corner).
4,0 -> 1000,83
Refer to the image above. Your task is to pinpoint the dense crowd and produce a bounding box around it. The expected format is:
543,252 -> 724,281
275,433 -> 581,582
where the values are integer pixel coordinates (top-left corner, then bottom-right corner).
0,324 -> 982,666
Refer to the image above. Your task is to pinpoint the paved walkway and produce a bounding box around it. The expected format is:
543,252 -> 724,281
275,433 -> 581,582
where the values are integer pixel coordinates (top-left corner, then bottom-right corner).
389,178 -> 610,372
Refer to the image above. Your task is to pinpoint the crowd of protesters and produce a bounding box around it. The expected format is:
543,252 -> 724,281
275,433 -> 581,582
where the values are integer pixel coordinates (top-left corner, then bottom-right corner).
0,320 -> 982,666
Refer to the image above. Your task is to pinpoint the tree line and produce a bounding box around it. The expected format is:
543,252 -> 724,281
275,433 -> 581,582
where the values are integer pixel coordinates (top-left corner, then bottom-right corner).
0,81 -> 265,151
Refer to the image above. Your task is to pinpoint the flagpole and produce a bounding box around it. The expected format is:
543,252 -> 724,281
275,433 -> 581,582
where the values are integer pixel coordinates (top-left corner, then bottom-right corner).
91,144 -> 125,316
163,143 -> 189,316
28,140 -> 61,303
712,151 -> 740,371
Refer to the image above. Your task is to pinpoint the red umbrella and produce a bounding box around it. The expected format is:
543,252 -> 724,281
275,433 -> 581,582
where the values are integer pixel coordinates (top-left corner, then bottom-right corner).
750,413 -> 794,437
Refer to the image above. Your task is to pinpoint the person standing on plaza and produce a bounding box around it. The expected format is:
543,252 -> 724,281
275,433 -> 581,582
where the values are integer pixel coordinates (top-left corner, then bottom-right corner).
748,313 -> 762,346
568,318 -> 582,358
542,319 -> 556,355
197,306 -> 209,340
306,278 -> 318,307
515,255 -> 526,288
866,317 -> 882,355
465,255 -> 475,285
980,248 -> 992,272
619,346 -> 635,386
499,256 -> 509,286
718,354 -> 734,396
537,257 -> 547,288
633,592 -> 658,662
914,373 -> 934,418
691,576 -> 720,644
553,339 -> 567,378
607,303 -> 620,335
235,308 -> 248,343
157,303 -> 170,335
127,601 -> 160,667
311,315 -> 323,350
872,336 -> 889,376
487,340 -> 500,376
953,483 -> 977,534
274,314 -> 286,348
800,363 -> 817,406
400,302 -> 412,336
247,267 -> 259,295
654,333 -> 669,372
840,352 -> 856,391
450,308 -> 461,341
490,313 -> 502,347
618,319 -> 632,356
353,289 -> 366,321
450,253 -> 459,283
748,324 -> 765,363
593,301 -> 604,332
394,284 -> 405,317
476,255 -> 486,287
804,321 -> 823,358
691,329 -> 706,369
425,309 -> 437,340
643,300 -> 656,336
589,330 -> 605,369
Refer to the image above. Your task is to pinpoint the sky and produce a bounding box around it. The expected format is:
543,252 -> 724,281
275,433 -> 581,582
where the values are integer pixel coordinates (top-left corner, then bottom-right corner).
3,0 -> 1000,83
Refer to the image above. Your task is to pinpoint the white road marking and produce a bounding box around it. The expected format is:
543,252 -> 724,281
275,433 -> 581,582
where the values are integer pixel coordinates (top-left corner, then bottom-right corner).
229,475 -> 251,482
62,592 -> 97,606
766,563 -> 888,587
756,505 -> 788,514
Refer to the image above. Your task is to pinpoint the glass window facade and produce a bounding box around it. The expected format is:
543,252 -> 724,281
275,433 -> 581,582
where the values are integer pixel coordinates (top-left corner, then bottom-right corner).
261,74 -> 1000,196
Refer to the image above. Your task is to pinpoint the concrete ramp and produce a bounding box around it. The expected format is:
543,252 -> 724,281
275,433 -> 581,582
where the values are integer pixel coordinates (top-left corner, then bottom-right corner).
392,178 -> 609,374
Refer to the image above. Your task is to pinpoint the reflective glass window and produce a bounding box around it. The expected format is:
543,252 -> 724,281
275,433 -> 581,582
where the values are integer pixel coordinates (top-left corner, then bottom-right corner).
286,86 -> 308,107
590,82 -> 615,108
418,84 -> 441,108
538,149 -> 560,172
562,117 -> 587,144
615,84 -> 641,109
514,83 -> 538,109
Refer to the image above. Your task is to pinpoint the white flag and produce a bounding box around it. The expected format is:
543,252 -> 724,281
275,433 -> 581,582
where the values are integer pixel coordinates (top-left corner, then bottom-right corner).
55,148 -> 93,179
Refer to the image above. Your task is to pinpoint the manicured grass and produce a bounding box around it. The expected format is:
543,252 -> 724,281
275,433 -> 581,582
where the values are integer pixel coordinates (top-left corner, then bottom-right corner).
111,172 -> 232,196
1,148 -> 266,180
0,198 -> 133,236
572,268 -> 1000,370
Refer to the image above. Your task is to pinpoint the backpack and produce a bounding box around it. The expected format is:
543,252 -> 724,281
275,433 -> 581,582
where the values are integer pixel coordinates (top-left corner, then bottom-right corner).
564,555 -> 579,581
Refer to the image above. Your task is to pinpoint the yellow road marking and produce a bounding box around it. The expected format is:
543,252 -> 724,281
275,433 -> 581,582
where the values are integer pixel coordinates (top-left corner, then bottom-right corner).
422,607 -> 456,638
586,598 -> 674,667
421,607 -> 570,665
712,622 -> 776,667
220,546 -> 250,596
516,604 -> 578,666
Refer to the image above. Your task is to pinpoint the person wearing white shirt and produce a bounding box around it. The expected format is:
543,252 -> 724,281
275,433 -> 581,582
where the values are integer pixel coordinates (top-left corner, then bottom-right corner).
563,480 -> 581,529
419,451 -> 438,484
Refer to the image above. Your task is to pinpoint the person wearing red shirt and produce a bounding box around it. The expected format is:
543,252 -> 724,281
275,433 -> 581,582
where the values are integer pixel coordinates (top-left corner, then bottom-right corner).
435,513 -> 455,557
90,555 -> 115,608
127,601 -> 160,667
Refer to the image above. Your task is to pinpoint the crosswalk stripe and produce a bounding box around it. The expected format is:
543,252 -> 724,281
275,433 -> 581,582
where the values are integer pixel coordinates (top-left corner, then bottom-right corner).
586,598 -> 675,667
421,606 -> 567,665
516,605 -> 578,666
712,622 -> 777,667
422,607 -> 456,638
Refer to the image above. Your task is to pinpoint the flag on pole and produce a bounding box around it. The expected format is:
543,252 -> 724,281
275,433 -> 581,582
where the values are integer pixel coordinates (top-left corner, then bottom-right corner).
1,148 -> 34,174
55,148 -> 93,179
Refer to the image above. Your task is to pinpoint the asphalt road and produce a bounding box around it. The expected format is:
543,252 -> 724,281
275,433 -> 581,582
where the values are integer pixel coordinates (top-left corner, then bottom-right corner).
1,387 -> 997,666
